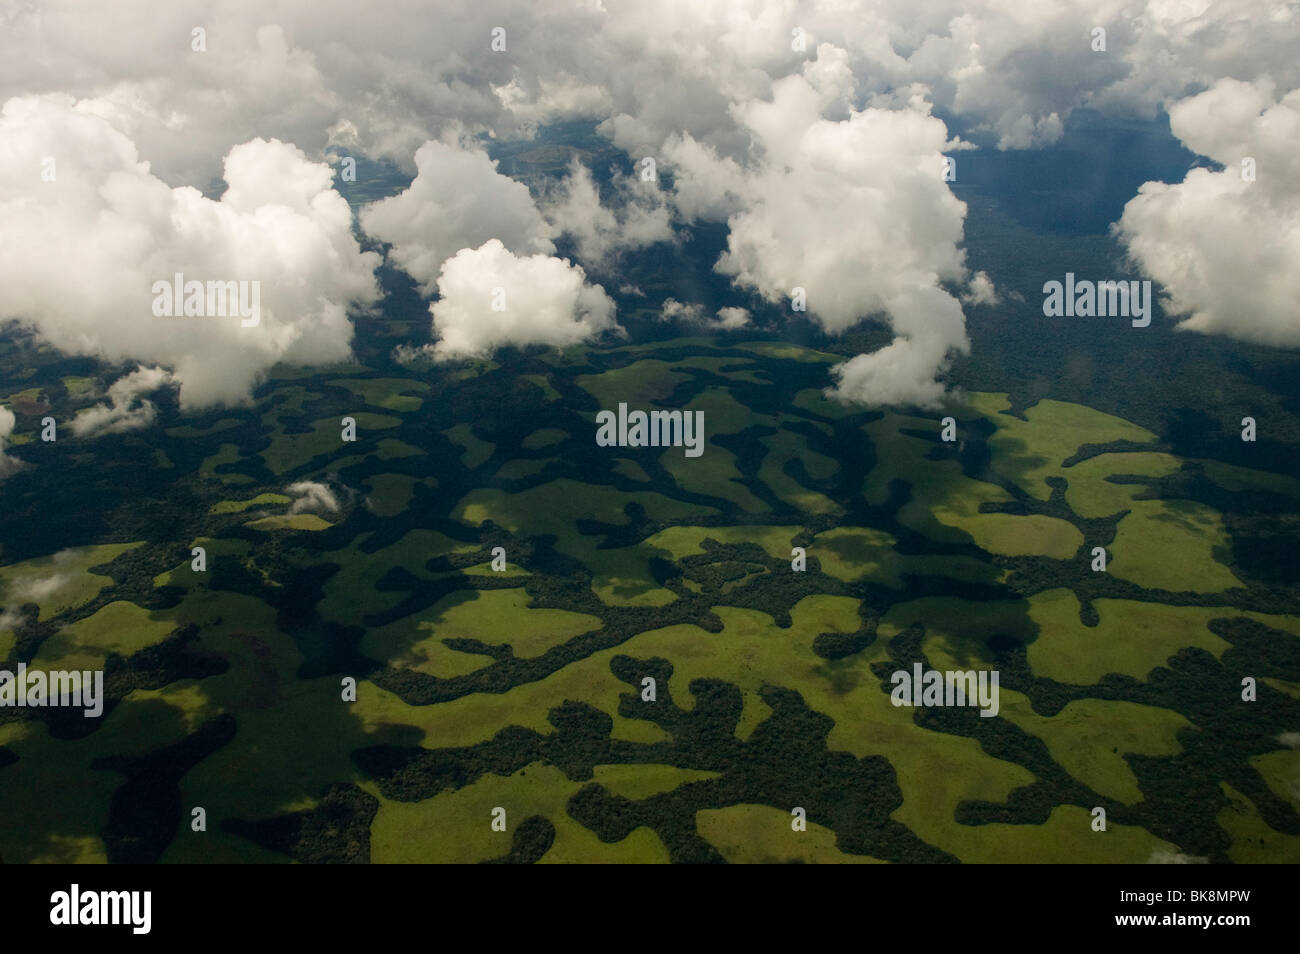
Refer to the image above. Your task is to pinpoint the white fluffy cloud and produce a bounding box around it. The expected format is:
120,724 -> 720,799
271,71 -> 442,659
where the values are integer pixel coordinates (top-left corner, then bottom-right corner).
659,299 -> 706,324
0,95 -> 381,408
2,1 -> 1296,182
0,404 -> 20,479
962,271 -> 1000,307
423,239 -> 619,360
544,159 -> 674,270
672,50 -> 971,407
362,148 -> 658,354
840,0 -> 1300,151
286,479 -> 340,513
1116,79 -> 1300,347
660,299 -> 752,331
2,0 -> 1298,401
70,365 -> 174,437
826,286 -> 970,408
359,138 -> 555,295
714,306 -> 752,330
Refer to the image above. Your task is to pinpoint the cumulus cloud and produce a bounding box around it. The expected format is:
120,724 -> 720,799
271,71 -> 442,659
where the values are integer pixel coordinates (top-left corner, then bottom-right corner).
421,239 -> 619,360
826,286 -> 969,408
359,137 -> 556,295
286,479 -> 340,514
962,270 -> 1000,307
3,0 -> 1299,401
0,7 -> 574,183
70,365 -> 174,437
492,71 -> 613,134
671,48 -> 971,407
659,299 -> 705,324
3,1 -> 1298,182
661,133 -> 750,222
660,298 -> 752,331
544,159 -> 674,269
359,145 -> 650,357
0,96 -> 381,408
844,0 -> 1300,151
585,1 -> 1300,157
0,404 -> 21,479
1116,79 -> 1300,347
714,306 -> 752,330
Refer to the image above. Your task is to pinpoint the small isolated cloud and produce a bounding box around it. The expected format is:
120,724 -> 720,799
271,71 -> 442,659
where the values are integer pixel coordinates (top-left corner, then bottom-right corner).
619,284 -> 645,297
545,159 -> 674,270
0,404 -> 21,479
962,270 -> 1000,307
423,239 -> 619,360
715,306 -> 752,330
12,573 -> 72,602
70,365 -> 173,437
660,298 -> 751,331
660,299 -> 706,323
286,480 -> 340,514
1116,79 -> 1300,347
3,549 -> 78,608
390,344 -> 428,367
359,138 -> 556,295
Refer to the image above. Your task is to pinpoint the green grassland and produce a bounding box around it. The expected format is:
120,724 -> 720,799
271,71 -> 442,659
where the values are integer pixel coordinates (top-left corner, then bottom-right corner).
0,543 -> 140,617
758,425 -> 842,516
1060,452 -> 1182,518
31,599 -> 177,671
211,493 -> 292,514
966,392 -> 1158,501
811,526 -> 1005,589
521,428 -> 568,450
327,377 -> 428,413
1108,500 -> 1243,593
166,418 -> 242,439
496,458 -> 556,480
1199,460 -> 1300,498
453,479 -> 716,606
576,359 -> 693,410
997,692 -> 1193,804
397,588 -> 602,660
1,334 -> 1297,865
520,374 -> 561,401
862,414 -> 1083,558
199,443 -> 256,485
245,514 -> 334,532
362,473 -> 430,517
696,803 -> 887,863
444,423 -> 495,470
261,413 -> 401,476
318,529 -> 482,627
367,763 -> 671,863
60,376 -> 95,397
